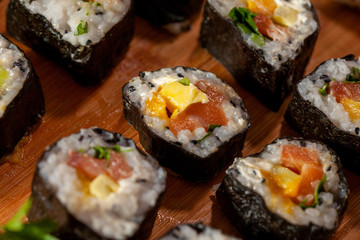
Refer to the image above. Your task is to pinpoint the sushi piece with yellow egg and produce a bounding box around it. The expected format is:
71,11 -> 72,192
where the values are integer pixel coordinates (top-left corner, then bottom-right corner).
0,33 -> 45,157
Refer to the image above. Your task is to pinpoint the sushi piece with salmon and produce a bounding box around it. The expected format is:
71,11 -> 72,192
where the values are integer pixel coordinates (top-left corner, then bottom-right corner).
216,137 -> 349,240
158,223 -> 241,239
285,55 -> 360,174
0,33 -> 45,157
122,66 -> 250,180
28,127 -> 166,240
6,0 -> 135,85
135,0 -> 204,34
200,0 -> 320,111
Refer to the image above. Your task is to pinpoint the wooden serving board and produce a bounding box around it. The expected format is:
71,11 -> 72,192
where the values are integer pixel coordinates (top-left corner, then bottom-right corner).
0,0 -> 360,239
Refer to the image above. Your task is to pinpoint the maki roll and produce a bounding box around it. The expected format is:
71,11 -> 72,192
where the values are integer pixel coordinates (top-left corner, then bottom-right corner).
0,33 -> 45,157
7,0 -> 135,85
216,138 -> 349,240
135,0 -> 204,34
122,66 -> 250,180
28,127 -> 166,240
285,55 -> 360,174
200,0 -> 320,111
158,223 -> 241,239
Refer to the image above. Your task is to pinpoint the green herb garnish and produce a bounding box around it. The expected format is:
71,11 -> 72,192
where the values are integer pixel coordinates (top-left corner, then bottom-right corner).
299,174 -> 327,210
319,83 -> 329,96
345,67 -> 360,83
194,124 -> 221,144
228,7 -> 266,47
0,199 -> 59,240
177,78 -> 190,86
93,145 -> 133,167
74,20 -> 88,36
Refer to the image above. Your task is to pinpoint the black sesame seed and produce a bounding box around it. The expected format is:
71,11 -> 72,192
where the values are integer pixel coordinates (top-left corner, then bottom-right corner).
86,39 -> 92,46
355,127 -> 360,135
79,136 -> 84,141
261,178 -> 266,183
78,8 -> 81,11
252,170 -> 257,175
327,166 -> 332,171
139,72 -> 145,78
215,136 -> 220,141
140,115 -> 144,119
300,141 -> 306,147
13,60 -> 25,72
165,126 -> 169,129
191,140 -> 198,144
147,82 -> 155,88
95,11 -> 104,15
177,73 -> 184,78
136,179 -> 147,183
64,30 -> 68,34
230,100 -> 236,108
175,141 -> 182,146
128,86 -> 136,92
320,74 -> 331,83
278,54 -> 282,61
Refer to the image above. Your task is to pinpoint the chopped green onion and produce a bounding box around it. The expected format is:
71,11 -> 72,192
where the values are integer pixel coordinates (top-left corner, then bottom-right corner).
319,83 -> 329,96
93,145 -> 133,167
0,198 -> 59,240
74,20 -> 88,36
228,7 -> 266,47
299,174 -> 327,210
177,78 -> 190,86
195,124 -> 221,144
345,67 -> 360,83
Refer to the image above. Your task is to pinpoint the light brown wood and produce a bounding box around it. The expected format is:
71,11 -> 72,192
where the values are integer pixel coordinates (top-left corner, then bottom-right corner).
0,0 -> 360,239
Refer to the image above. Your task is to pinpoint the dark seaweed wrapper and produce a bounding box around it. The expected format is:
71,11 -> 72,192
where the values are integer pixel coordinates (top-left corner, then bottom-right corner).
135,0 -> 204,32
122,67 -> 250,181
216,137 -> 349,240
200,1 -> 320,111
285,55 -> 360,175
0,34 -> 45,157
28,128 -> 165,240
6,0 -> 135,85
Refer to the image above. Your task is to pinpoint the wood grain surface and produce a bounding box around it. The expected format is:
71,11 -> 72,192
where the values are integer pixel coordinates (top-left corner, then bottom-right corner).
1,0 -> 360,239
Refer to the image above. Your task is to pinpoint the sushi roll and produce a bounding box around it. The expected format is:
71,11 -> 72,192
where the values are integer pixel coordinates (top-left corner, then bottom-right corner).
135,0 -> 204,34
158,223 -> 241,240
216,138 -> 349,240
122,66 -> 250,180
200,0 -> 320,111
0,33 -> 45,157
6,0 -> 135,85
28,127 -> 166,240
285,55 -> 360,174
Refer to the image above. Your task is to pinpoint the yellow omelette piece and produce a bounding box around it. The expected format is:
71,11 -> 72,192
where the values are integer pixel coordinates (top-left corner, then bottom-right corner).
89,174 -> 119,199
340,98 -> 360,120
247,0 -> 277,17
145,92 -> 169,120
272,4 -> 299,27
0,66 -> 9,88
272,166 -> 302,198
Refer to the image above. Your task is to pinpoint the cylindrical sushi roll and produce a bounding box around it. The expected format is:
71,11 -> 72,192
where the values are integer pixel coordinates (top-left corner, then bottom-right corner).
285,55 -> 360,174
28,127 -> 166,240
122,66 -> 250,180
216,138 -> 349,240
0,33 -> 45,157
158,223 -> 241,240
6,0 -> 135,85
200,0 -> 320,111
135,0 -> 204,34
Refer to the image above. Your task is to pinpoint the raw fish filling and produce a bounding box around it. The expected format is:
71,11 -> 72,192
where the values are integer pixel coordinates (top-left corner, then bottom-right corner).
261,145 -> 325,209
67,146 -> 133,198
145,79 -> 229,139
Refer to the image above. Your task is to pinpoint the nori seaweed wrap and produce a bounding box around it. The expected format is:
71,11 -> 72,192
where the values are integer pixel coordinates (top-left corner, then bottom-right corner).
200,0 -> 320,111
0,33 -> 45,157
122,66 -> 250,181
216,137 -> 349,240
6,0 -> 135,85
285,55 -> 360,174
135,0 -> 204,34
28,127 -> 166,240
158,223 -> 241,240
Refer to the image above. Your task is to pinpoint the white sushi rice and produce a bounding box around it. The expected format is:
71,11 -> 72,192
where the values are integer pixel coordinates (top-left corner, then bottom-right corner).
297,57 -> 360,135
24,0 -> 131,46
0,35 -> 29,117
38,128 -> 166,239
160,224 -> 240,240
229,138 -> 341,229
126,67 -> 249,158
209,0 -> 318,69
